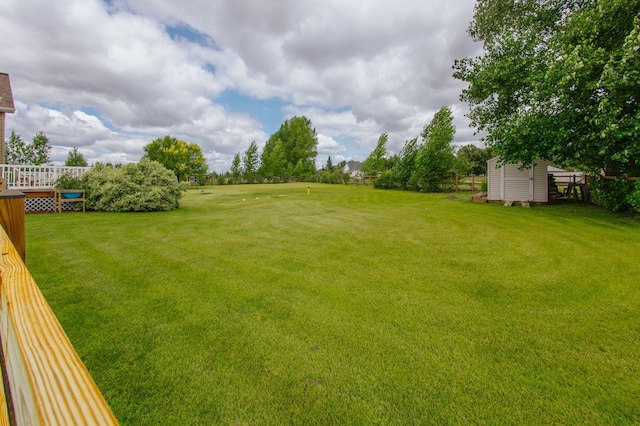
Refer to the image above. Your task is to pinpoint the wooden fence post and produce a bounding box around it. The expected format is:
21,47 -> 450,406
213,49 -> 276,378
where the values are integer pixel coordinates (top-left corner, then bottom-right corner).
0,190 -> 25,262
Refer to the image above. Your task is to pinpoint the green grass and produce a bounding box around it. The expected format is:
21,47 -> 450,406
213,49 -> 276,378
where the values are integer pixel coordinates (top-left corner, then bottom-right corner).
25,183 -> 640,424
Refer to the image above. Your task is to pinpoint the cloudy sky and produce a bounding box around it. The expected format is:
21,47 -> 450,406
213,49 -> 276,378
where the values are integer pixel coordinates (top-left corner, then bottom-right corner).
0,0 -> 482,172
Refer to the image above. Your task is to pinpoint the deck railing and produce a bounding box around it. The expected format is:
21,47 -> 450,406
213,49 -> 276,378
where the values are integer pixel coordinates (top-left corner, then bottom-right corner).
0,165 -> 92,190
0,192 -> 118,424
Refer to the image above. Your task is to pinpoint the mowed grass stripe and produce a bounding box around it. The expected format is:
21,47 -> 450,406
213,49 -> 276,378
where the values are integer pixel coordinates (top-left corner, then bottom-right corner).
25,183 -> 640,424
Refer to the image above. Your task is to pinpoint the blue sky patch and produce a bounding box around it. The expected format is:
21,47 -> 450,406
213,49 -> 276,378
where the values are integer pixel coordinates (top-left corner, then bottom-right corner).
217,90 -> 288,135
165,23 -> 217,48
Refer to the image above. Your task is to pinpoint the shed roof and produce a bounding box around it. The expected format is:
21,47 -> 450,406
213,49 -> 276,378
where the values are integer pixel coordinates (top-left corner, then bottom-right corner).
0,73 -> 15,114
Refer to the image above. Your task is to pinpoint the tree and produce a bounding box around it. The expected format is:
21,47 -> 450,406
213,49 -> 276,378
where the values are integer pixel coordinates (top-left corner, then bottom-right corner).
410,107 -> 456,192
31,132 -> 51,165
317,159 -> 350,185
260,139 -> 287,181
65,147 -> 88,166
453,0 -> 640,209
230,153 -> 242,184
391,137 -> 419,190
6,130 -> 51,165
361,133 -> 388,176
324,156 -> 334,172
185,143 -> 209,183
242,141 -> 260,183
5,131 -> 29,164
456,144 -> 493,176
143,135 -> 208,182
263,116 -> 318,179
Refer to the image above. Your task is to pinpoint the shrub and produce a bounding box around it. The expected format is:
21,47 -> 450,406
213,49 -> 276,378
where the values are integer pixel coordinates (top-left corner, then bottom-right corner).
53,172 -> 83,190
316,170 -> 350,184
629,181 -> 640,213
82,158 -> 187,212
592,178 -> 640,213
373,170 -> 395,189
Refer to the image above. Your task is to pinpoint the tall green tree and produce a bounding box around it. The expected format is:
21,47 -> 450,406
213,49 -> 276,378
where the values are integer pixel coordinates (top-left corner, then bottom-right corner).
143,135 -> 208,182
242,141 -> 260,183
5,131 -> 29,164
361,133 -> 388,176
6,130 -> 51,165
260,139 -> 287,181
31,132 -> 51,165
263,116 -> 318,179
65,147 -> 88,166
230,153 -> 242,184
324,156 -> 334,172
392,137 -> 419,190
410,107 -> 456,192
453,0 -> 640,209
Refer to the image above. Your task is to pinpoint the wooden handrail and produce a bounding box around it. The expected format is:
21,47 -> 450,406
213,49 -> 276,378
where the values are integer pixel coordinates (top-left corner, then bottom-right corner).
0,223 -> 117,424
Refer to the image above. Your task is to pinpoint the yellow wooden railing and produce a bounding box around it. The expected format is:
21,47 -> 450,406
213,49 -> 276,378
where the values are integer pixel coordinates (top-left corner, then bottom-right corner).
0,191 -> 117,425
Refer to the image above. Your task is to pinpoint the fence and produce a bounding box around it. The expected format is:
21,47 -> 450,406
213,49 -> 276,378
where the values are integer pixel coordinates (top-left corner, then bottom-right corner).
0,165 -> 92,190
455,175 -> 485,193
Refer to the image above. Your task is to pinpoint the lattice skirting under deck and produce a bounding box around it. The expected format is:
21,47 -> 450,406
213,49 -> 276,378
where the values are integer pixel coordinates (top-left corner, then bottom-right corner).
25,197 -> 80,213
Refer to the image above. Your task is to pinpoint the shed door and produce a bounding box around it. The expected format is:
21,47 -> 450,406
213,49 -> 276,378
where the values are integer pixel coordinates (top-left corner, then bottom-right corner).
501,164 -> 533,201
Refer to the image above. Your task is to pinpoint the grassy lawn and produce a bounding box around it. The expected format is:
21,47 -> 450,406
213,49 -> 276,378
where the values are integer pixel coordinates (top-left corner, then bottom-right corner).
25,183 -> 640,424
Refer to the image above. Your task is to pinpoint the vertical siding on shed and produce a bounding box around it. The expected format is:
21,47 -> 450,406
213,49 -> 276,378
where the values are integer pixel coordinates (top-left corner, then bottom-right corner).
487,157 -> 501,201
532,160 -> 549,202
504,179 -> 531,201
502,163 -> 531,201
486,157 -> 549,203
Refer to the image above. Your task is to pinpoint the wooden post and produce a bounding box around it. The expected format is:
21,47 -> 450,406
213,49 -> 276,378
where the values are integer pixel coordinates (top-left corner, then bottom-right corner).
0,190 -> 25,263
455,176 -> 459,192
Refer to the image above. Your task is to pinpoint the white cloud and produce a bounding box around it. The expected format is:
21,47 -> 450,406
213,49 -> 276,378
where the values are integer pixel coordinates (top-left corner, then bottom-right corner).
317,134 -> 345,154
1,0 -> 483,171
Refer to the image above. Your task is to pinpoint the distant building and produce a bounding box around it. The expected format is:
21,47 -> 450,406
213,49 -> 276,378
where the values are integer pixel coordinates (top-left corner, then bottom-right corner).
0,73 -> 16,164
341,161 -> 363,178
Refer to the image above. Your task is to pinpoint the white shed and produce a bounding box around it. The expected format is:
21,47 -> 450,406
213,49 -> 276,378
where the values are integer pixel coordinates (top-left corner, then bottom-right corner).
487,157 -> 549,203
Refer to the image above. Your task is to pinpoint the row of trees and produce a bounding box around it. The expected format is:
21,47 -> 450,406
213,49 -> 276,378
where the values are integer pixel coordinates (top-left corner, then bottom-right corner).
6,130 -> 88,166
453,0 -> 640,211
366,107 -> 456,192
7,112 -> 489,195
6,130 -> 52,165
229,116 -> 319,183
226,110 -> 494,190
358,106 -> 491,193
